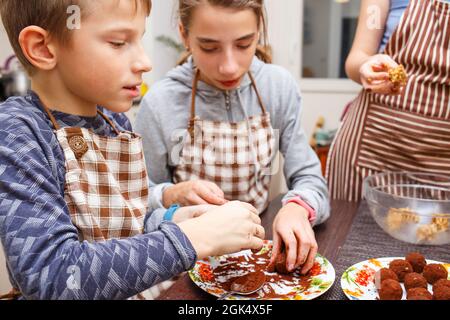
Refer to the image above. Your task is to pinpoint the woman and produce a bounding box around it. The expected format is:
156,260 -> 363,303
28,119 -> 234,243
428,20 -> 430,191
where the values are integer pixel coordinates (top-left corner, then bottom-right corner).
327,0 -> 450,201
135,0 -> 329,274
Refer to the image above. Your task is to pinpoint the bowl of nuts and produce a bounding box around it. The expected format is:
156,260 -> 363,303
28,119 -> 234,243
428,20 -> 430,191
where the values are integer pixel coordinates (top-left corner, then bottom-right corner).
363,172 -> 450,245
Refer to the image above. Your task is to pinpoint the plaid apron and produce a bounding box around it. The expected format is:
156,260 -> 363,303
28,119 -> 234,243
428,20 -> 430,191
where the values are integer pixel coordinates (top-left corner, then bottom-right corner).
38,105 -> 168,300
173,69 -> 276,213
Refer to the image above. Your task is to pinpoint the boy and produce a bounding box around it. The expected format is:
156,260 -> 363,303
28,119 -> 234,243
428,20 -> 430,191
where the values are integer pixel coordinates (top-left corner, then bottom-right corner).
0,0 -> 263,300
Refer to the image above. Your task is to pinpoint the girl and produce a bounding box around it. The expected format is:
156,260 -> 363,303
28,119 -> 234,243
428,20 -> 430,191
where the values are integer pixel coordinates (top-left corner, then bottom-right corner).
135,0 -> 329,274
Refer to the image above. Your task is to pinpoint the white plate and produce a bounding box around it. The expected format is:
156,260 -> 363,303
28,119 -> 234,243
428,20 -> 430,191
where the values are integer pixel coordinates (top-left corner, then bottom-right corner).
189,240 -> 335,300
341,257 -> 450,300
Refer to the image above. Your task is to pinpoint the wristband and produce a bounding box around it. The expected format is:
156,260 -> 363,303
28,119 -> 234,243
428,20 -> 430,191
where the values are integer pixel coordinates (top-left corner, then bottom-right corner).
163,204 -> 180,221
286,197 -> 317,223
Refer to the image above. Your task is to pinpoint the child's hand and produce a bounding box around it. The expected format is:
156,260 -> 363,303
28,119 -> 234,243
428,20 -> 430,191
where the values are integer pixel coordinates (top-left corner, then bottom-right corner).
359,54 -> 404,95
172,204 -> 218,224
178,201 -> 265,259
269,203 -> 318,275
163,180 -> 228,207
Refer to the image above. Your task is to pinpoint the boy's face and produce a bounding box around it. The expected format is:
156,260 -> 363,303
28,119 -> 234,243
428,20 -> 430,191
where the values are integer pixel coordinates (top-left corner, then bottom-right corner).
55,0 -> 151,113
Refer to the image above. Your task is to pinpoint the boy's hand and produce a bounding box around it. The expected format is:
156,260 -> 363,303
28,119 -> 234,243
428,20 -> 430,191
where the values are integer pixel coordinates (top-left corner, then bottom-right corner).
359,54 -> 405,95
163,180 -> 228,207
178,201 -> 265,259
172,204 -> 218,224
269,203 -> 318,275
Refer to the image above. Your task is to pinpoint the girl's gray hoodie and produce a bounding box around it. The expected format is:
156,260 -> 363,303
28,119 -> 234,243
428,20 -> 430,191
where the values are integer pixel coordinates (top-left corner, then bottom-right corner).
135,57 -> 330,229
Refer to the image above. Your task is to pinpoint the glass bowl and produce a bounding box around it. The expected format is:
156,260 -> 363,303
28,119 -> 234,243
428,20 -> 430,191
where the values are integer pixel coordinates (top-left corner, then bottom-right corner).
363,172 -> 450,245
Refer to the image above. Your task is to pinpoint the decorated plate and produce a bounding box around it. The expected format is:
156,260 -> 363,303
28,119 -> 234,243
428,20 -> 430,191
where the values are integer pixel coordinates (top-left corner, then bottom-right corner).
341,257 -> 450,300
188,240 -> 335,300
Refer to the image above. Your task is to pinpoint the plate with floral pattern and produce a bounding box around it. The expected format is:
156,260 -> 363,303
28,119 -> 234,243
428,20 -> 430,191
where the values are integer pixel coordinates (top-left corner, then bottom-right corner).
341,257 -> 450,300
188,240 -> 335,300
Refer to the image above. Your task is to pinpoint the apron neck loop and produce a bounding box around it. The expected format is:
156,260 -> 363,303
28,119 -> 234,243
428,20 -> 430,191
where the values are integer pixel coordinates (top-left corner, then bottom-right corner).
40,103 -> 61,131
189,68 -> 201,139
40,102 -> 121,135
97,110 -> 121,136
248,71 -> 268,114
189,68 -> 268,125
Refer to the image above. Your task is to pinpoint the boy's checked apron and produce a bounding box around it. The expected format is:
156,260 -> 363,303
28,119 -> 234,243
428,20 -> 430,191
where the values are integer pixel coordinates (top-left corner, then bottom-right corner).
1,104 -> 170,300
173,69 -> 276,214
327,0 -> 450,201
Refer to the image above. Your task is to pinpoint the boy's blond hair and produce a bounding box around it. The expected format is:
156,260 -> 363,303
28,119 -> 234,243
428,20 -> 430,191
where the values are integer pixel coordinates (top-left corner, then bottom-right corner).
0,0 -> 151,75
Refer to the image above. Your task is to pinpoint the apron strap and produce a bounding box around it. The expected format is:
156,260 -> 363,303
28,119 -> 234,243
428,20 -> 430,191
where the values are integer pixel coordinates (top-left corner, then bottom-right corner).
39,99 -> 120,136
188,68 -> 268,132
40,103 -> 62,131
0,288 -> 21,300
97,110 -> 121,136
248,71 -> 268,114
189,68 -> 201,138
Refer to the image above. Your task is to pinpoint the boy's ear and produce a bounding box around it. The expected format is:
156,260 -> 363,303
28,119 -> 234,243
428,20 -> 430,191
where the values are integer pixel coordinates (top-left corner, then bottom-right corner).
18,26 -> 57,71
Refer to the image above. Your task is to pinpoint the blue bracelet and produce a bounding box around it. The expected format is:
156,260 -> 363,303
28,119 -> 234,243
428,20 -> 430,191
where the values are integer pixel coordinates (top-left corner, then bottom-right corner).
163,204 -> 180,221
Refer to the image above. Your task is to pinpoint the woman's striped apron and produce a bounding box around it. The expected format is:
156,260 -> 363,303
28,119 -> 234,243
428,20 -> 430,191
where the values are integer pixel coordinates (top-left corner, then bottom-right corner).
326,0 -> 450,201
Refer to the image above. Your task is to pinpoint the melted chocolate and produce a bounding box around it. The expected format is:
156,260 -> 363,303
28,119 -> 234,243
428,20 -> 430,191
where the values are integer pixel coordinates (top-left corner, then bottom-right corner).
213,249 -> 313,299
230,270 -> 266,294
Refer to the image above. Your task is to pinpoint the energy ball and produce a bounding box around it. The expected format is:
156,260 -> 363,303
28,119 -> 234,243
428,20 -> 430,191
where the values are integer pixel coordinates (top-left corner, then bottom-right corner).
379,279 -> 403,300
406,288 -> 432,300
433,284 -> 450,300
374,268 -> 399,289
423,264 -> 448,284
267,250 -> 290,275
433,279 -> 450,291
404,272 -> 428,291
405,252 -> 427,273
389,259 -> 413,282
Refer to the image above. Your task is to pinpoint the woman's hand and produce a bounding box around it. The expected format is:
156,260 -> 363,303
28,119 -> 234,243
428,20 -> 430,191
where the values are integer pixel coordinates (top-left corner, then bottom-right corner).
178,201 -> 265,259
172,204 -> 218,224
269,203 -> 318,275
163,180 -> 228,207
359,54 -> 404,95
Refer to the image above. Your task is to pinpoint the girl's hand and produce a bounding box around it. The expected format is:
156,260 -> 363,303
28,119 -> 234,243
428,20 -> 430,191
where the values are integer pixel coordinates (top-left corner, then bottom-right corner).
269,203 -> 318,275
178,201 -> 265,259
163,180 -> 228,207
172,204 -> 218,224
359,54 -> 404,95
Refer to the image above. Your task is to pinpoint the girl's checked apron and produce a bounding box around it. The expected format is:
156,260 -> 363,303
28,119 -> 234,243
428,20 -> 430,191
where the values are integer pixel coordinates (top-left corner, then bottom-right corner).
327,0 -> 450,201
173,69 -> 276,213
1,104 -> 169,300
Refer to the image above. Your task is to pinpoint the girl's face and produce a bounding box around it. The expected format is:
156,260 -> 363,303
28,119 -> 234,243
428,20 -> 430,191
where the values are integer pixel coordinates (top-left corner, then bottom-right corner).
180,4 -> 259,91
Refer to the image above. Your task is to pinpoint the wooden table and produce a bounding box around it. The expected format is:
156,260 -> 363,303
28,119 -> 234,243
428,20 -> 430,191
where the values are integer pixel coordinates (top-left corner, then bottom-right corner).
158,196 -> 360,300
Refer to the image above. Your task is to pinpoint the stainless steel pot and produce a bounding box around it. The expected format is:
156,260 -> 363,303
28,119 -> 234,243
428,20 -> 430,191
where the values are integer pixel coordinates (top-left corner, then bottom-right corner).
0,55 -> 31,101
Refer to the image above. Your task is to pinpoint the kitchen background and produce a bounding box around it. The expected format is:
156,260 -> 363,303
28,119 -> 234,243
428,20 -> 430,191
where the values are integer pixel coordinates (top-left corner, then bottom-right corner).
0,0 -> 362,294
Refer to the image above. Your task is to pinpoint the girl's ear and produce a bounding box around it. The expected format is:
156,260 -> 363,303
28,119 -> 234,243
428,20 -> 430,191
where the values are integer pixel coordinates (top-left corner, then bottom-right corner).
178,22 -> 190,50
18,26 -> 57,71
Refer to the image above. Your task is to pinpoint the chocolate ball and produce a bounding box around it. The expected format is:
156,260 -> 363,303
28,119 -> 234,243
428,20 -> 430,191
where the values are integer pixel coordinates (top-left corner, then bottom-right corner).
423,264 -> 448,284
405,252 -> 427,273
374,268 -> 399,289
379,279 -> 403,300
404,272 -> 428,291
433,284 -> 450,300
406,287 -> 432,300
389,259 -> 413,282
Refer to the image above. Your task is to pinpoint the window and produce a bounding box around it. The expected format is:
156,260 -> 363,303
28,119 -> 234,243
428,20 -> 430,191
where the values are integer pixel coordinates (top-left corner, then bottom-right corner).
302,0 -> 361,79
